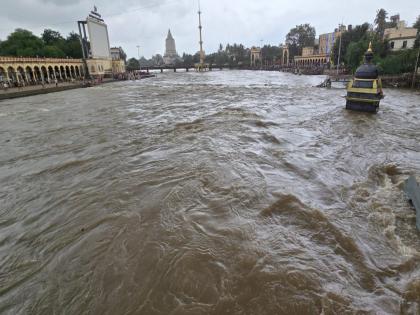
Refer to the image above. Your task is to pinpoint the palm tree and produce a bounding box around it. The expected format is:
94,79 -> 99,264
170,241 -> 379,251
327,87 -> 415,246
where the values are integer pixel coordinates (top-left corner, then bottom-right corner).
375,8 -> 388,39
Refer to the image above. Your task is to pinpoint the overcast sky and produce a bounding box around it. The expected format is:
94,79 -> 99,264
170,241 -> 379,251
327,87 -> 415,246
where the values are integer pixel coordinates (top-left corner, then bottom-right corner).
0,0 -> 418,58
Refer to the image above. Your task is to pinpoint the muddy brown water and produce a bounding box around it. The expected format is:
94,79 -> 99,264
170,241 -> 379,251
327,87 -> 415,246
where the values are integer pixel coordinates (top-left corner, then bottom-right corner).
1,71 -> 420,314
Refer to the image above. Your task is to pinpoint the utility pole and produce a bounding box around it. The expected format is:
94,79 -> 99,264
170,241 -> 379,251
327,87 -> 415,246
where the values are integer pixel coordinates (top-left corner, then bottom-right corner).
137,45 -> 141,77
198,0 -> 205,68
336,23 -> 342,76
412,45 -> 420,89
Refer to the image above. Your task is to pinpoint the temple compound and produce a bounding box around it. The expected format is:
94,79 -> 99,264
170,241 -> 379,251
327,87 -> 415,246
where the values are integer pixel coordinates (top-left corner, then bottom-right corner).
163,30 -> 180,65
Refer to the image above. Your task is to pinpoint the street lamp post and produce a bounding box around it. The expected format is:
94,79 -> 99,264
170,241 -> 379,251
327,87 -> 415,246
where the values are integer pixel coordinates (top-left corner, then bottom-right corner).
336,24 -> 342,76
412,45 -> 420,89
136,45 -> 141,77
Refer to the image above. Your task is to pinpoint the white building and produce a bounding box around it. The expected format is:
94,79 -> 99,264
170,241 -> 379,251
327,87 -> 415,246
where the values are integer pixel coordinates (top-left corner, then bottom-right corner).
163,30 -> 180,65
384,20 -> 418,51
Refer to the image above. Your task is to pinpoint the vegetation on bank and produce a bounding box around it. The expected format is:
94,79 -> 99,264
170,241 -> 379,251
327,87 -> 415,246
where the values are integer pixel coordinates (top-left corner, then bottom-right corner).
0,29 -> 82,59
330,10 -> 420,74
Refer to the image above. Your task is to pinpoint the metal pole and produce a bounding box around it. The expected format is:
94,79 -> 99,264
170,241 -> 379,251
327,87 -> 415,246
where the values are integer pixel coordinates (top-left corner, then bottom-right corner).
198,0 -> 204,67
137,45 -> 141,75
336,24 -> 342,76
412,46 -> 420,89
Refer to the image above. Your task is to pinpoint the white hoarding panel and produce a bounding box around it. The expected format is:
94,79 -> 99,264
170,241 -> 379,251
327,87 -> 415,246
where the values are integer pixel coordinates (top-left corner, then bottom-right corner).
87,19 -> 111,58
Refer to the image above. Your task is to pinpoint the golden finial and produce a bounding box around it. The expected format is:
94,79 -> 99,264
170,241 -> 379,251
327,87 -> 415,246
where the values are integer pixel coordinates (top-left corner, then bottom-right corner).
367,41 -> 373,52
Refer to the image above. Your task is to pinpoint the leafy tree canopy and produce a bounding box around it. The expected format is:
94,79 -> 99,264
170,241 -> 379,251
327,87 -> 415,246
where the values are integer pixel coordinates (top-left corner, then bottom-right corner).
42,29 -> 64,45
375,8 -> 388,38
286,24 -> 316,57
0,29 -> 44,57
0,28 -> 82,58
126,58 -> 140,71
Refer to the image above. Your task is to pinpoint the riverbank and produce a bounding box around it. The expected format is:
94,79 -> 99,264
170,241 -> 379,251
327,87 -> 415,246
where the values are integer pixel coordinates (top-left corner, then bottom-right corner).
0,75 -> 159,101
0,82 -> 85,101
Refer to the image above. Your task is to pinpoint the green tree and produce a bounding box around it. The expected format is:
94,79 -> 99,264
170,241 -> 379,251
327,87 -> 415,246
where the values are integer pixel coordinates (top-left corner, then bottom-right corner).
344,35 -> 389,72
63,32 -> 83,58
182,53 -> 194,67
261,45 -> 281,64
0,28 -> 44,56
41,29 -> 66,57
42,45 -> 66,58
286,24 -> 316,57
41,29 -> 64,45
377,49 -> 418,74
126,58 -> 140,71
375,8 -> 388,38
345,41 -> 368,71
332,23 -> 370,65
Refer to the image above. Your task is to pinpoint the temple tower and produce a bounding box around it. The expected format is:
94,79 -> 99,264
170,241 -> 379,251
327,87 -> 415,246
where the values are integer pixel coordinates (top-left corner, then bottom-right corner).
163,29 -> 179,65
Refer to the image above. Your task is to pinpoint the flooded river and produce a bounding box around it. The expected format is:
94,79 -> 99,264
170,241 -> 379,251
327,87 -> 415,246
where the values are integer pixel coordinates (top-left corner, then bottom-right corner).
1,71 -> 420,314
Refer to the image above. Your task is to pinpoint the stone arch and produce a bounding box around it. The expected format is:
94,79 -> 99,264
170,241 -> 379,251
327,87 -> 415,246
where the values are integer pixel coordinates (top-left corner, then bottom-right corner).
41,66 -> 48,82
33,66 -> 41,83
0,66 -> 6,81
60,66 -> 66,79
25,66 -> 34,83
16,66 -> 26,84
48,66 -> 55,80
70,65 -> 75,78
281,46 -> 289,66
54,66 -> 60,78
75,65 -> 80,77
65,65 -> 71,79
7,66 -> 17,83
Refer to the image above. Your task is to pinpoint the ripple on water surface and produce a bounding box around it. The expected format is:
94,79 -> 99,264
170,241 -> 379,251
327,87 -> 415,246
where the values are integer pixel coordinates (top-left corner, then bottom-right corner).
0,71 -> 420,315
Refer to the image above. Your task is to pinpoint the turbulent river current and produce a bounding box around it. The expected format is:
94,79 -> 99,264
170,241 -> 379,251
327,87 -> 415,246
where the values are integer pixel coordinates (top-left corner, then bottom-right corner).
1,71 -> 420,314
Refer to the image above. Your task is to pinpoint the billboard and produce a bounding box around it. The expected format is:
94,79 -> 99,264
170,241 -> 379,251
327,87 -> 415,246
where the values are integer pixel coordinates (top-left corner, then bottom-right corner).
87,18 -> 111,58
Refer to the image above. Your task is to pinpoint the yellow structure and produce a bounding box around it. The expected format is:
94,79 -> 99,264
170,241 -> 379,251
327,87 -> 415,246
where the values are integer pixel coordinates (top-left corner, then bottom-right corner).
302,47 -> 315,57
294,49 -> 328,67
280,44 -> 289,66
112,59 -> 125,74
250,47 -> 262,67
0,57 -> 85,84
86,58 -> 112,77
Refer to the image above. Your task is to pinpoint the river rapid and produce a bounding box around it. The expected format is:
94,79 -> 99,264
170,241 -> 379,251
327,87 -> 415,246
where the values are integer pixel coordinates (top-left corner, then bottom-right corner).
1,70 -> 420,314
